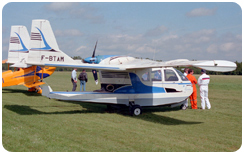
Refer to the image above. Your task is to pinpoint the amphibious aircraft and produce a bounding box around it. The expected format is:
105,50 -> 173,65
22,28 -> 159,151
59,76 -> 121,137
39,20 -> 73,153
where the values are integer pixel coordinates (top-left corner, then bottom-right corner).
26,19 -> 236,115
2,25 -> 56,93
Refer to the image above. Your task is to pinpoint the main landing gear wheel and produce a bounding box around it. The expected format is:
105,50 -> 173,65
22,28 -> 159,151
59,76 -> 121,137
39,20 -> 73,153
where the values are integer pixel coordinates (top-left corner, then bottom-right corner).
130,105 -> 142,116
180,104 -> 187,110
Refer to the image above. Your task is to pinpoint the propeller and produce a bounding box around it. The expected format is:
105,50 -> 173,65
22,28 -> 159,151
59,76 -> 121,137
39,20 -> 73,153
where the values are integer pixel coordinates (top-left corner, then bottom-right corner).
82,41 -> 99,84
83,40 -> 98,63
92,41 -> 98,84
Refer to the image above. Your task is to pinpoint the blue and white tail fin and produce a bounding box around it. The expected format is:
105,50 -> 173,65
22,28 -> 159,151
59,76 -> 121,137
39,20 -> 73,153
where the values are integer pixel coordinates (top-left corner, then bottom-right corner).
7,25 -> 30,67
27,19 -> 77,65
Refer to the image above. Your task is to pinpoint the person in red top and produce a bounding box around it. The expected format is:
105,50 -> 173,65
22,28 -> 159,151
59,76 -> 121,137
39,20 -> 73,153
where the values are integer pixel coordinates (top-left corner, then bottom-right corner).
186,69 -> 198,109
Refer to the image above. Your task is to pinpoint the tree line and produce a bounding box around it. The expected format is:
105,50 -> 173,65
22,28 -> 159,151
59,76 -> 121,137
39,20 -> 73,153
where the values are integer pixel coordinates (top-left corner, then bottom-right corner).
2,57 -> 242,75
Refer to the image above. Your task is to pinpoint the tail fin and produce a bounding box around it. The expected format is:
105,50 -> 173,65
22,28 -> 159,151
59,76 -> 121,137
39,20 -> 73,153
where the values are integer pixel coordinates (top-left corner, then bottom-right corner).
42,86 -> 53,98
27,19 -> 76,65
7,25 -> 30,65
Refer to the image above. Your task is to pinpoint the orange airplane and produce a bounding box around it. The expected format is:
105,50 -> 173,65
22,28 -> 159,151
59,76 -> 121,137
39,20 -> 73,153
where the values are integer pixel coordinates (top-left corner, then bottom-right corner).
2,65 -> 55,93
2,25 -> 55,93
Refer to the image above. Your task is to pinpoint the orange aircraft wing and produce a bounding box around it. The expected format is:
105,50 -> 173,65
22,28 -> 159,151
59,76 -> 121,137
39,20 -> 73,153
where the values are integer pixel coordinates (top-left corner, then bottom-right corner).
2,59 -> 8,64
23,81 -> 45,88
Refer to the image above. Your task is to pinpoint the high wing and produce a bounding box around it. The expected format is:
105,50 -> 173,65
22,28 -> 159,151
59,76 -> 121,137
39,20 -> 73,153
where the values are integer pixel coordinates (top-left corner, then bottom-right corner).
27,55 -> 237,73
123,58 -> 236,72
164,59 -> 236,72
26,19 -> 237,72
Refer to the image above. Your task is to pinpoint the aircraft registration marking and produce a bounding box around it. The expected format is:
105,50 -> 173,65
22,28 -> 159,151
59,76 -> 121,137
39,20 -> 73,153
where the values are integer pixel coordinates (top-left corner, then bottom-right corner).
41,55 -> 64,62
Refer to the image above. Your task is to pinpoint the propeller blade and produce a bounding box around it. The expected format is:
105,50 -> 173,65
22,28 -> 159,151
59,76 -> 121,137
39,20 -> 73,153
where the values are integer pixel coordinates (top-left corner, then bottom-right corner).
92,40 -> 98,58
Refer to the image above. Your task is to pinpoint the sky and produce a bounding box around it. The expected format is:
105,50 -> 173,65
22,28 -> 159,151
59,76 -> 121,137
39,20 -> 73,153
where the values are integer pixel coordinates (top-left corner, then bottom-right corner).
1,1 -> 242,62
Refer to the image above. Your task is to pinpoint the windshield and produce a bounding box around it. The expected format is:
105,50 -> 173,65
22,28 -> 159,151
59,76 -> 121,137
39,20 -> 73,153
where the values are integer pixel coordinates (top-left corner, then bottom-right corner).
174,68 -> 189,81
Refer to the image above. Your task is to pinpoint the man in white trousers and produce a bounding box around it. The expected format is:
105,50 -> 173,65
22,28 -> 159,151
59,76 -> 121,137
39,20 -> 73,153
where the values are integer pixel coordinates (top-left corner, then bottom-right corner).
198,69 -> 211,109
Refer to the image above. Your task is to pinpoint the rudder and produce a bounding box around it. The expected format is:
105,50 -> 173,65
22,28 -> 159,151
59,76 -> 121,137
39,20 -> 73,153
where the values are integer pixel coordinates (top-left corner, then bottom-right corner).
28,19 -> 76,65
7,25 -> 30,65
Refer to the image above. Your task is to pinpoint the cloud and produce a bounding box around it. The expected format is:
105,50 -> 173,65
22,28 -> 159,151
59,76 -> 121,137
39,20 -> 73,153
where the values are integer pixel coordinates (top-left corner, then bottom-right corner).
45,2 -> 104,24
220,42 -> 236,52
54,29 -> 83,37
45,2 -> 76,12
75,45 -> 87,52
186,7 -> 217,17
207,44 -> 218,53
182,29 -> 216,44
55,26 -> 241,62
144,25 -> 168,37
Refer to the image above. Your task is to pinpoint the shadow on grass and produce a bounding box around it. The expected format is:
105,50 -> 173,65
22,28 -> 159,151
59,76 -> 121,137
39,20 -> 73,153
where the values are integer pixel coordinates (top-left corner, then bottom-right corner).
2,89 -> 42,97
4,103 -> 202,125
4,104 -> 105,115
133,112 -> 203,125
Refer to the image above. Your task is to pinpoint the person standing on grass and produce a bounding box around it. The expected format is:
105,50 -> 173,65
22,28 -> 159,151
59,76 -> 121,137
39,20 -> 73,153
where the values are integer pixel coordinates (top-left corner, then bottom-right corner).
78,69 -> 88,91
71,68 -> 77,91
198,69 -> 211,109
187,69 -> 198,109
182,68 -> 189,109
183,68 -> 189,77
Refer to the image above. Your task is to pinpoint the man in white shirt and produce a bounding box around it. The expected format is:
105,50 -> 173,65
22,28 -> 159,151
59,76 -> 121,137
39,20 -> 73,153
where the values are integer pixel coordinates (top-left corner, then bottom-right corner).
71,68 -> 77,91
198,69 -> 211,109
182,68 -> 189,109
183,68 -> 189,77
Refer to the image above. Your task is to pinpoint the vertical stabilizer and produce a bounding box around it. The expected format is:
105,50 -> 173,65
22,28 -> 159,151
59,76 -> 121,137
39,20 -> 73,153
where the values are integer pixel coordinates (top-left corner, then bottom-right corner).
28,19 -> 76,65
7,26 -> 30,64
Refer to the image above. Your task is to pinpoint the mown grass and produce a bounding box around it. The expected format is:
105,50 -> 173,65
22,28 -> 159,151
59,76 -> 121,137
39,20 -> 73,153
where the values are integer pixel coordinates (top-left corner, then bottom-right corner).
2,71 -> 242,152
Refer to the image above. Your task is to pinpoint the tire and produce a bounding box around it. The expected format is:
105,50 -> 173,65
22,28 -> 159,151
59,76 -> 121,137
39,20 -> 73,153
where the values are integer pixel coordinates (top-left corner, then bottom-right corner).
180,104 -> 187,110
130,105 -> 142,116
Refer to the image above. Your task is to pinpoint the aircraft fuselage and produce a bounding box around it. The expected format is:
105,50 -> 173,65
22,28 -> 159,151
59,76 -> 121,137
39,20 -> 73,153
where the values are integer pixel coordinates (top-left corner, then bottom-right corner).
43,67 -> 193,107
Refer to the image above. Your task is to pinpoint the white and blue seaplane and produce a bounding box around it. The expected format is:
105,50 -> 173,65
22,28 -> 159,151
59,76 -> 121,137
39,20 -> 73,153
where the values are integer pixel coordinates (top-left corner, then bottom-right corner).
26,19 -> 236,115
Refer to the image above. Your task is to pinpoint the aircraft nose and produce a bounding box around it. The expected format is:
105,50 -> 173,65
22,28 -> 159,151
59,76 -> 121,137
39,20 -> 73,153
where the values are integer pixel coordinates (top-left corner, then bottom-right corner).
84,57 -> 91,63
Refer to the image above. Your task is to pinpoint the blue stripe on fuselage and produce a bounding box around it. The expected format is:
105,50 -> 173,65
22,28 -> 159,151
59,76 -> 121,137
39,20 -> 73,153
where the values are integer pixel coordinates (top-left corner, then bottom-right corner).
114,73 -> 166,93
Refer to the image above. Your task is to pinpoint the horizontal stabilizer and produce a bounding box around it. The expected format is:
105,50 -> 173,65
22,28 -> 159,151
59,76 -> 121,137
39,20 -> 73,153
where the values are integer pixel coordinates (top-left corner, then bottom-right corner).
10,62 -> 31,68
23,81 -> 45,88
42,86 -> 53,97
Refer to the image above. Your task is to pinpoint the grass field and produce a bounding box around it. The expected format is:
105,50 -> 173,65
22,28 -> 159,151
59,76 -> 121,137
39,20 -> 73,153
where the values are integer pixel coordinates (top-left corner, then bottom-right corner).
2,71 -> 242,152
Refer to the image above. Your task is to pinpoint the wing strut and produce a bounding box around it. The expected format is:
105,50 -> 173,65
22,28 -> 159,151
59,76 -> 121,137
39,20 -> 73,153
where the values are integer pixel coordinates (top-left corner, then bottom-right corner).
34,66 -> 37,82
41,67 -> 44,82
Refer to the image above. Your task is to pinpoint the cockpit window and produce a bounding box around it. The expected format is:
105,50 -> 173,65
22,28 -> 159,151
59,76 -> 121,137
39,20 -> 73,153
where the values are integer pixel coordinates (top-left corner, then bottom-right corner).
164,69 -> 179,81
151,70 -> 162,81
174,68 -> 189,81
141,72 -> 150,81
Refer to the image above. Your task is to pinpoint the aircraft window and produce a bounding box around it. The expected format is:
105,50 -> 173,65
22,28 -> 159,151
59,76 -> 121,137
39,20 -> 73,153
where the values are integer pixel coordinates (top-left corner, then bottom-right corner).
151,70 -> 162,81
101,71 -> 129,78
164,69 -> 179,81
174,68 -> 189,81
141,72 -> 150,81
